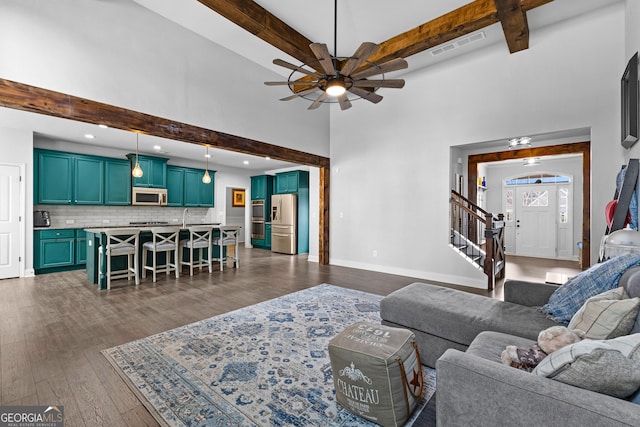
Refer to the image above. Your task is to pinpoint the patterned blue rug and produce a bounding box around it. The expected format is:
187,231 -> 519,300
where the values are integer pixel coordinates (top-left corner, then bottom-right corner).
102,284 -> 436,426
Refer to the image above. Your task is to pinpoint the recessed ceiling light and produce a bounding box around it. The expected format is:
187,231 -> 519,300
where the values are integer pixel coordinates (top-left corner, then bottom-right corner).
84,134 -> 95,139
243,160 -> 250,165
153,145 -> 161,150
98,124 -> 108,129
265,156 -> 271,160
205,154 -> 211,158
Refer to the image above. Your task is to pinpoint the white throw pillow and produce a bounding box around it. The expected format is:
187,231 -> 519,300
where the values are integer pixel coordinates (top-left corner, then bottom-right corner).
533,334 -> 640,398
568,287 -> 640,339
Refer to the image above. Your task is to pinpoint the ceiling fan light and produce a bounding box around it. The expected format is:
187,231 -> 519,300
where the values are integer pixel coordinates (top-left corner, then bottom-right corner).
325,81 -> 346,97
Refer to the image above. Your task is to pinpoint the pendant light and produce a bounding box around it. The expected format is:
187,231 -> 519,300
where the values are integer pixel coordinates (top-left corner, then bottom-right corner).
132,132 -> 144,178
202,146 -> 212,184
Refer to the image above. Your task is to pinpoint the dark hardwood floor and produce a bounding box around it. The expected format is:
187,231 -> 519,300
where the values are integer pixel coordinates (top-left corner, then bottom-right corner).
0,246 -> 579,426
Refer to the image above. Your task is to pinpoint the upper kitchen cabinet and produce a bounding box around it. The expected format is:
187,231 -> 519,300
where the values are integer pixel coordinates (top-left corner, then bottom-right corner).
74,155 -> 104,204
183,168 -> 215,207
251,175 -> 273,200
36,150 -> 73,204
126,154 -> 168,188
36,150 -> 104,204
104,159 -> 131,205
166,166 -> 185,206
274,170 -> 309,194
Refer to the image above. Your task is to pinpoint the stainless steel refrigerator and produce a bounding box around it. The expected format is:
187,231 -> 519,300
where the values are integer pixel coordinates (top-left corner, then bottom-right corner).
271,194 -> 297,254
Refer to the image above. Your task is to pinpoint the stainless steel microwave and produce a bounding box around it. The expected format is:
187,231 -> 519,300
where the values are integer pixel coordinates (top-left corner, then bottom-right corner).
132,187 -> 167,206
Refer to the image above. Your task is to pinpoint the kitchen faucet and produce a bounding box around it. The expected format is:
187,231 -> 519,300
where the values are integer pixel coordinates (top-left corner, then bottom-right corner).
182,208 -> 189,228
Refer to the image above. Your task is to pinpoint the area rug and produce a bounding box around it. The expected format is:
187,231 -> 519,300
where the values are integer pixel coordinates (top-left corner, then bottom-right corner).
102,284 -> 436,426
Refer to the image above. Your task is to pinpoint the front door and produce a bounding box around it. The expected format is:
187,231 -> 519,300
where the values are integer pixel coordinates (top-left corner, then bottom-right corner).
0,164 -> 21,279
515,185 -> 557,258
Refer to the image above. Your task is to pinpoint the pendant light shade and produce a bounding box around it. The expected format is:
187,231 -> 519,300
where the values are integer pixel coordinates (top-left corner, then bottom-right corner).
132,132 -> 144,178
202,146 -> 211,184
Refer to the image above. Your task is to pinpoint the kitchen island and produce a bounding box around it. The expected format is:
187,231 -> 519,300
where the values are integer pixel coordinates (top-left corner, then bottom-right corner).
85,223 -> 224,290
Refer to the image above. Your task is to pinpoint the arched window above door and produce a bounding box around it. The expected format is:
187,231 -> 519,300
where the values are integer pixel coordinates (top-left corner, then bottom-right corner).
505,173 -> 571,186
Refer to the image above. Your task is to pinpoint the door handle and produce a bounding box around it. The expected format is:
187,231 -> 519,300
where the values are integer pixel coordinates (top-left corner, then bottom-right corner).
273,233 -> 289,237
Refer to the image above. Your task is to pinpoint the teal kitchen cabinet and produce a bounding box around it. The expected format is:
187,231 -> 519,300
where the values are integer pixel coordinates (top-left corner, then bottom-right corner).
265,223 -> 272,249
274,170 -> 309,194
184,168 -> 215,207
104,159 -> 131,205
34,229 -> 75,270
251,175 -> 273,200
36,150 -> 73,204
127,154 -> 168,188
76,229 -> 87,264
74,155 -> 104,204
167,166 -> 185,206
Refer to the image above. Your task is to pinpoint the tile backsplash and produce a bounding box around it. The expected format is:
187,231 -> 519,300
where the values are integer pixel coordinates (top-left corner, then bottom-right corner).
36,205 -> 216,228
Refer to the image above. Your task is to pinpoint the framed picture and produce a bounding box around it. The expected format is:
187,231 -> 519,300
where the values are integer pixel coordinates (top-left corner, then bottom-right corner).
621,52 -> 638,149
232,188 -> 245,207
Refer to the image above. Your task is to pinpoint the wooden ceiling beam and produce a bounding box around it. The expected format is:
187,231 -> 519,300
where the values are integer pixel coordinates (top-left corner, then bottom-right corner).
197,0 -> 316,65
494,0 -> 529,53
0,78 -> 329,169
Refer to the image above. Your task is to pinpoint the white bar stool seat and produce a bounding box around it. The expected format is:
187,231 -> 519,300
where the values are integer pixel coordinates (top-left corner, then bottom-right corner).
179,225 -> 213,276
142,226 -> 180,282
213,226 -> 240,271
99,228 -> 141,290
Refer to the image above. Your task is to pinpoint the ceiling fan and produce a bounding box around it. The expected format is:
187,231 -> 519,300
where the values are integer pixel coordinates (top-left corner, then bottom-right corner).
264,0 -> 408,111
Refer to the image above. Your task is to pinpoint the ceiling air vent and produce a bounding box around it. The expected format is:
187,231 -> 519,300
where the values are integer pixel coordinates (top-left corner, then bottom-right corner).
430,31 -> 486,56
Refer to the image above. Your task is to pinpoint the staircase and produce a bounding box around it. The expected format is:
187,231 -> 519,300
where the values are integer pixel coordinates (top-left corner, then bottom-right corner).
450,190 -> 506,290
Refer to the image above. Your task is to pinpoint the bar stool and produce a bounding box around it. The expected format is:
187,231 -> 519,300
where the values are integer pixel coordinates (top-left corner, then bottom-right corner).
99,228 -> 140,290
213,226 -> 240,271
179,225 -> 213,276
142,226 -> 180,282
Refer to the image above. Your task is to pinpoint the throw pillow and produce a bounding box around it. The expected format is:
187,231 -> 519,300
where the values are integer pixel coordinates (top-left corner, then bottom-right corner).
619,266 -> 640,298
540,254 -> 640,324
568,287 -> 640,339
533,334 -> 640,398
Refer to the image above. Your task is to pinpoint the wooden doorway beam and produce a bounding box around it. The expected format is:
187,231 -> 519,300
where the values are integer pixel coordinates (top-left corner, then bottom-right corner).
467,141 -> 591,268
494,0 -> 530,53
0,78 -> 332,264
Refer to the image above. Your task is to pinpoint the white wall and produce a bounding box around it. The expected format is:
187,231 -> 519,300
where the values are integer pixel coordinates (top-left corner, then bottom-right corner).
225,187 -> 246,242
0,127 -> 34,275
330,4 -> 625,288
0,0 -> 329,157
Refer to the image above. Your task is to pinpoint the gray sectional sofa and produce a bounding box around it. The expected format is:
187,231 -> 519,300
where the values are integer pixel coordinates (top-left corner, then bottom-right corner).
380,279 -> 640,426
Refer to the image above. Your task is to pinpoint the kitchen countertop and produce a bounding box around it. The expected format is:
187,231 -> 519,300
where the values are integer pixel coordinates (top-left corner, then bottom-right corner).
83,223 -> 224,233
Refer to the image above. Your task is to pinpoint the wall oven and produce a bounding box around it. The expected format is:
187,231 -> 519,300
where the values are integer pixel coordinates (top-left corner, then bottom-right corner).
252,200 -> 265,221
251,220 -> 265,239
132,187 -> 168,206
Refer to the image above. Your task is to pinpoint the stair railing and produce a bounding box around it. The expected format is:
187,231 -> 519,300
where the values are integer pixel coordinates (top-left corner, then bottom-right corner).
450,190 -> 506,290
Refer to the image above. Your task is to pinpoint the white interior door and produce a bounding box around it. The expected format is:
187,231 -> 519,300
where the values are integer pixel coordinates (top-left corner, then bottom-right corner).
0,164 -> 21,279
515,185 -> 557,258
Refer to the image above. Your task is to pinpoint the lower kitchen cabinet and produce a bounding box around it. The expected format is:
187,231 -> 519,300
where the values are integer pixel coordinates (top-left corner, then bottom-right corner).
34,228 -> 87,274
265,223 -> 272,249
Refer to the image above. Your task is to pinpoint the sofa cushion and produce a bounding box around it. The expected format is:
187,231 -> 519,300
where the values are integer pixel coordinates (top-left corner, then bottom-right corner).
380,282 -> 557,346
568,287 -> 640,339
533,334 -> 640,398
466,331 -> 536,364
541,254 -> 640,324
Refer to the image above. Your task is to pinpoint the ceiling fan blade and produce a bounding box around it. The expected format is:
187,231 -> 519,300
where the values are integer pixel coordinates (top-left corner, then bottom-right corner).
309,43 -> 336,75
353,79 -> 405,89
337,94 -> 352,111
350,57 -> 408,80
348,86 -> 383,104
308,92 -> 329,110
280,87 -> 319,101
264,81 -> 319,86
340,42 -> 379,76
273,59 -> 322,78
